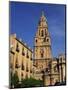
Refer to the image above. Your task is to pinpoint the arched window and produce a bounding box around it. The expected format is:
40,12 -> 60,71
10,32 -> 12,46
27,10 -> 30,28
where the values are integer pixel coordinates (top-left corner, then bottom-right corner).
47,38 -> 49,42
45,29 -> 48,35
44,37 -> 46,42
41,30 -> 44,37
35,39 -> 37,43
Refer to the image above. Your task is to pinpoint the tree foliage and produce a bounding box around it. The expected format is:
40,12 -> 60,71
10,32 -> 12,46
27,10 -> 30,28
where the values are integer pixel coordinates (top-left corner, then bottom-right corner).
21,77 -> 43,88
10,72 -> 43,88
10,72 -> 20,88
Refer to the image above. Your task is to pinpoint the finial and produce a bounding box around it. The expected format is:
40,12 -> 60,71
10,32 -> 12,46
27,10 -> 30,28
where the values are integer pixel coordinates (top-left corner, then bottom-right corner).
41,10 -> 44,16
41,10 -> 47,22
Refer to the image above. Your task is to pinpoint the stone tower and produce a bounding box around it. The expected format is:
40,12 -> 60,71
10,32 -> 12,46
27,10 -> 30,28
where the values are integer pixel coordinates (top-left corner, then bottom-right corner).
34,11 -> 52,73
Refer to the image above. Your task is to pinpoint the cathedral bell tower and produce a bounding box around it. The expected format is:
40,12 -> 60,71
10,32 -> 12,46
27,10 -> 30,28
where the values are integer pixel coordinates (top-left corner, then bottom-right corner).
34,11 -> 52,72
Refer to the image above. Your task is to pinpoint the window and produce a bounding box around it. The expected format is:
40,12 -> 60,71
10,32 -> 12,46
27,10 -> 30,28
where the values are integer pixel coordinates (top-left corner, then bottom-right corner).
45,29 -> 47,35
22,48 -> 25,56
26,67 -> 29,72
46,68 -> 48,72
39,30 -> 40,36
43,37 -> 46,42
41,53 -> 44,58
41,30 -> 44,37
35,39 -> 37,43
31,57 -> 32,60
26,50 -> 29,58
44,38 -> 49,42
57,64 -> 59,71
21,73 -> 23,76
54,66 -> 57,72
30,69 -> 32,73
30,54 -> 32,60
16,43 -> 19,52
21,73 -> 23,79
26,62 -> 29,72
40,48 -> 44,58
48,61 -> 51,70
47,38 -> 49,42
15,56 -> 19,68
60,57 -> 62,61
22,61 -> 24,70
26,63 -> 29,72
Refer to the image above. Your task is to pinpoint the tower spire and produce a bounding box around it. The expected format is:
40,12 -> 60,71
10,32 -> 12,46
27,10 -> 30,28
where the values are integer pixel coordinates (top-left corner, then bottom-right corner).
42,10 -> 47,22
38,11 -> 47,27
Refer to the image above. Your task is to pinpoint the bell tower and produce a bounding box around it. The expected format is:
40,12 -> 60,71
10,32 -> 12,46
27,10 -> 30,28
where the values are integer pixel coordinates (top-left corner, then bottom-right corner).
34,11 -> 52,71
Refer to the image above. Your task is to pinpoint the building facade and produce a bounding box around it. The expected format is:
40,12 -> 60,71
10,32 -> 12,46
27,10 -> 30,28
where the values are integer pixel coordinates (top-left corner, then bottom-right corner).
10,34 -> 33,82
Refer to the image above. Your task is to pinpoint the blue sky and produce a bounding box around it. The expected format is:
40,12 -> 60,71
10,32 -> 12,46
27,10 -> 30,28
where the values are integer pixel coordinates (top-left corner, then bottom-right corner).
10,2 -> 66,57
